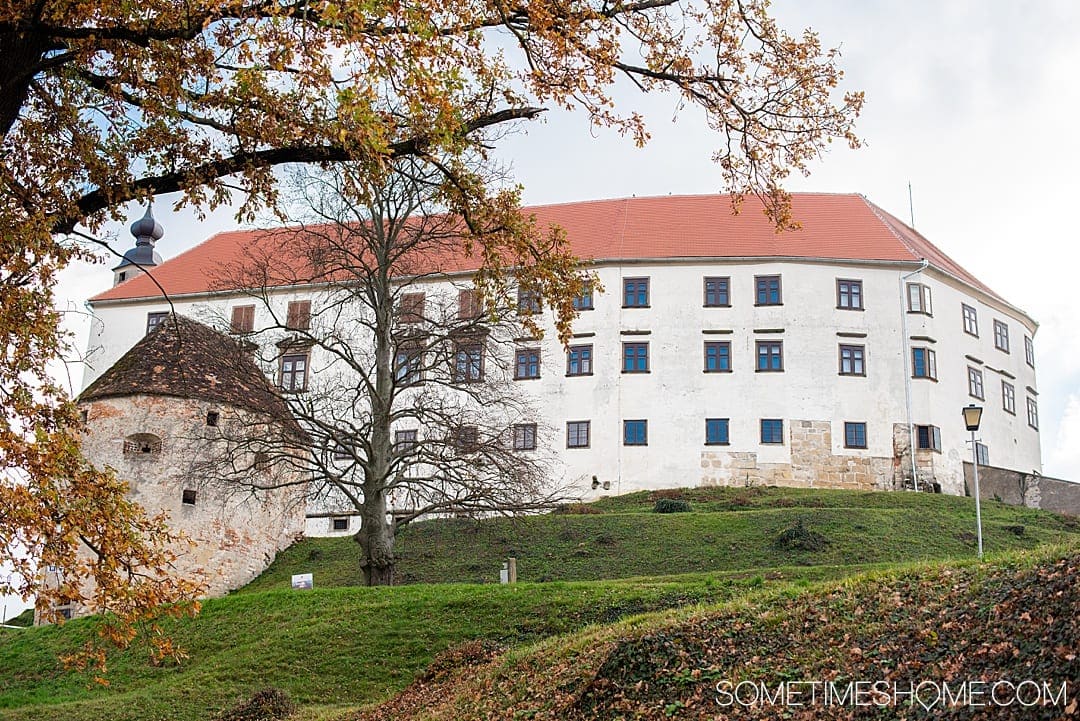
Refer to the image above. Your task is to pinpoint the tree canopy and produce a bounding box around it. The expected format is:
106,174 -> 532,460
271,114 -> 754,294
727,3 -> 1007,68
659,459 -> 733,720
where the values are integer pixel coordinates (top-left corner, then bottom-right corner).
0,0 -> 861,671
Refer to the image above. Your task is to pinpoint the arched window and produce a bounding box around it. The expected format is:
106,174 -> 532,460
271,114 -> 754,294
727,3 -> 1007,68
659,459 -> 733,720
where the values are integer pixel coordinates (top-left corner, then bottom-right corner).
123,433 -> 162,458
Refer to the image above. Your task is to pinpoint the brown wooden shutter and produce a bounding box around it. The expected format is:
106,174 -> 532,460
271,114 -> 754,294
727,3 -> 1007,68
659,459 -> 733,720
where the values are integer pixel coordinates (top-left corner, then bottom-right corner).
458,289 -> 479,319
231,305 -> 255,333
399,292 -> 425,324
286,300 -> 311,330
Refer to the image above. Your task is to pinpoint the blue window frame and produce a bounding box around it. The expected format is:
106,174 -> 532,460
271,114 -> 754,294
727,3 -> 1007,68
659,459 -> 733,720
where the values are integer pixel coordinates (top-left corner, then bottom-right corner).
756,340 -> 783,371
453,343 -> 483,382
623,277 -> 649,307
704,341 -> 731,372
844,421 -> 867,449
755,275 -> 781,305
705,418 -> 729,445
911,347 -> 937,380
704,277 -> 730,307
622,342 -> 649,373
572,283 -> 594,310
567,344 -> 593,376
623,419 -> 647,446
394,346 -> 422,385
760,418 -> 784,444
514,348 -> 540,379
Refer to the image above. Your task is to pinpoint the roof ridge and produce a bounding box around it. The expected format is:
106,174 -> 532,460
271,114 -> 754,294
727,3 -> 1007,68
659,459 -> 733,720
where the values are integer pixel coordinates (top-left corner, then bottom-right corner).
858,195 -> 922,261
518,190 -> 864,212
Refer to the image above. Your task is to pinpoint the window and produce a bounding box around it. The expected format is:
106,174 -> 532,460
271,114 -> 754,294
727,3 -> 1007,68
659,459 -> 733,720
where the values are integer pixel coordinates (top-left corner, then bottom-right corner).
123,433 -> 162,457
975,443 -> 989,466
566,421 -> 590,448
230,305 -> 255,334
394,429 -> 418,454
1002,381 -> 1016,414
622,277 -> 649,307
117,271 -> 127,283
993,320 -> 1010,353
962,304 -> 978,336
280,352 -> 309,392
704,341 -> 731,372
332,518 -> 349,531
517,286 -> 541,315
1025,335 -> 1035,367
566,344 -> 593,376
1027,397 -> 1039,430
967,367 -> 984,400
705,418 -> 729,445
907,283 -> 932,315
146,311 -> 169,335
513,423 -> 537,451
452,425 -> 479,452
254,452 -> 269,471
760,419 -> 784,444
205,411 -> 220,427
332,442 -> 352,461
839,344 -> 865,376
911,347 -> 937,380
515,348 -> 541,380
622,342 -> 649,373
755,275 -> 782,305
915,424 -> 941,452
458,288 -> 481,319
286,300 -> 311,330
453,341 -> 484,383
394,345 -> 423,385
398,293 -> 425,324
623,419 -> 647,446
704,277 -> 730,307
572,283 -> 594,310
844,421 -> 867,449
182,489 -> 197,505
837,279 -> 863,310
756,340 -> 783,372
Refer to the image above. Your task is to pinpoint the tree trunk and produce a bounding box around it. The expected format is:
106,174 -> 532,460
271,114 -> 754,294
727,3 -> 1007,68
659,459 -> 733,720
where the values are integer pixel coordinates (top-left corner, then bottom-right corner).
356,490 -> 395,586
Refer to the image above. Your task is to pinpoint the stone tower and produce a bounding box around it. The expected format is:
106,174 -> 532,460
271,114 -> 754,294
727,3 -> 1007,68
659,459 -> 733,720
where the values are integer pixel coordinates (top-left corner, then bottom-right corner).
67,314 -> 307,615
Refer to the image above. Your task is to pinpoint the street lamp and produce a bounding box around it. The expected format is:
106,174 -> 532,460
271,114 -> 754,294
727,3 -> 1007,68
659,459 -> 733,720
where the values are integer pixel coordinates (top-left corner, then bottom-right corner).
962,404 -> 984,559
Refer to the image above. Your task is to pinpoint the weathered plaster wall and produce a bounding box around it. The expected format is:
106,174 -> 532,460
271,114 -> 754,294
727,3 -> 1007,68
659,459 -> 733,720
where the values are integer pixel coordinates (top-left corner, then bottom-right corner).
963,462 -> 1080,517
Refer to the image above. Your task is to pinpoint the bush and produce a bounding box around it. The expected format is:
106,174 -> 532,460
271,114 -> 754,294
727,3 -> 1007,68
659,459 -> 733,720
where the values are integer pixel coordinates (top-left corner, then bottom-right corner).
216,688 -> 295,721
773,518 -> 829,552
649,489 -> 686,502
653,499 -> 691,514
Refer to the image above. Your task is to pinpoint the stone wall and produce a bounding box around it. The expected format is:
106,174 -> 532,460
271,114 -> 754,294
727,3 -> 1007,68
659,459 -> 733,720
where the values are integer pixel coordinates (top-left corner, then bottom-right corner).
963,463 -> 1080,517
52,395 -> 307,619
700,419 -> 892,490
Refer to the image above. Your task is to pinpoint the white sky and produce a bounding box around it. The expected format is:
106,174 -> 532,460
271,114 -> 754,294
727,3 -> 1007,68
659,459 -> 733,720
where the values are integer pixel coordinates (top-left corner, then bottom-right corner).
18,0 -> 1078,621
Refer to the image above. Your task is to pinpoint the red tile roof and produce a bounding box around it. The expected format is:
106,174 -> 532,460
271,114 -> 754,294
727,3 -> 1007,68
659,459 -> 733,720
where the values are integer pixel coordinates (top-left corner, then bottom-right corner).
91,192 -> 1005,304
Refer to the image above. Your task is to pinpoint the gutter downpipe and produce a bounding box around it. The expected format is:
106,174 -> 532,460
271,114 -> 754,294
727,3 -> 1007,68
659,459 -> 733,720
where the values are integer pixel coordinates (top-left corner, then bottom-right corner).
899,260 -> 929,492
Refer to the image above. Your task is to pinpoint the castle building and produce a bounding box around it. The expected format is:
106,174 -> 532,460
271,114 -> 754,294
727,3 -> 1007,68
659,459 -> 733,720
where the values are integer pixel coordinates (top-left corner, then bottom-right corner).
82,194 -> 1041,535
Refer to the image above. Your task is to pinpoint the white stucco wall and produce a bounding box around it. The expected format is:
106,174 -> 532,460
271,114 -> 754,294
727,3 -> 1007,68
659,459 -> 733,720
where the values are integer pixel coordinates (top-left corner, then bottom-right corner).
84,256 -> 1042,531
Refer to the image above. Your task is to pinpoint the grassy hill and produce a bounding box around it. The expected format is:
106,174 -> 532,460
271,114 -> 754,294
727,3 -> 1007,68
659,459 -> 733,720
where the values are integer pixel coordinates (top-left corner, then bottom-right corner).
1,486 -> 1077,721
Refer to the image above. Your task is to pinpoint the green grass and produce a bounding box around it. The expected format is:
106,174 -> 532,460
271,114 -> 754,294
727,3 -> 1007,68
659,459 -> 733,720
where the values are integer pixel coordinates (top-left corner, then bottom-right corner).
1,486 -> 1076,721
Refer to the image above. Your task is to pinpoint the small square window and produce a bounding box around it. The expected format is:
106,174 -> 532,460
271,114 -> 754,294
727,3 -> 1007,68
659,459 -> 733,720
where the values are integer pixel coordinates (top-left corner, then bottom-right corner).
967,366 -> 984,400
844,421 -> 867,449
567,421 -> 590,448
394,345 -> 423,385
915,424 -> 941,452
962,304 -> 978,337
332,442 -> 352,461
907,283 -> 932,315
704,341 -> 731,372
182,489 -> 197,505
254,452 -> 269,471
517,286 -> 541,315
146,311 -> 169,335
993,320 -> 1010,353
1002,381 -> 1016,415
911,347 -> 937,380
975,443 -> 989,466
566,345 -> 593,376
705,418 -> 729,445
513,423 -> 537,451
230,305 -> 255,334
206,411 -> 220,427
572,282 -> 594,311
452,342 -> 484,383
755,275 -> 782,305
286,300 -> 311,330
1024,336 -> 1035,368
756,340 -> 783,372
515,348 -> 541,380
839,344 -> 865,376
622,278 -> 650,308
837,279 -> 863,310
622,342 -> 649,373
760,418 -> 784,444
623,419 -> 647,446
332,517 -> 349,531
280,352 -> 309,392
704,277 -> 730,307
394,430 -> 418,454
452,425 -> 479,452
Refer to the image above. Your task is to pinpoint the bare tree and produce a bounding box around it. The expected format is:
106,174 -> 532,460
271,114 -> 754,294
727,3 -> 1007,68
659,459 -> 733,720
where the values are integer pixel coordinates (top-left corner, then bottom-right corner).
198,162 -> 568,585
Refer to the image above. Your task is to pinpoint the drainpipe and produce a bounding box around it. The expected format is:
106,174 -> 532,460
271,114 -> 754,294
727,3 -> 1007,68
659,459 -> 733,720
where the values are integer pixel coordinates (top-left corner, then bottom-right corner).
899,260 -> 929,491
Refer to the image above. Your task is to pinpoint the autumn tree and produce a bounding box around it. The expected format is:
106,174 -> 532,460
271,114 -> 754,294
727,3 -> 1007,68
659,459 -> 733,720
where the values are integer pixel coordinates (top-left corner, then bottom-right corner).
0,0 -> 861,654
198,162 -> 570,585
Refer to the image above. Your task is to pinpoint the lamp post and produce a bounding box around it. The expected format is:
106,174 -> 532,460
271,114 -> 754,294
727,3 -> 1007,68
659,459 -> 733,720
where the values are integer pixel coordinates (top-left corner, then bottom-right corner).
962,404 -> 984,559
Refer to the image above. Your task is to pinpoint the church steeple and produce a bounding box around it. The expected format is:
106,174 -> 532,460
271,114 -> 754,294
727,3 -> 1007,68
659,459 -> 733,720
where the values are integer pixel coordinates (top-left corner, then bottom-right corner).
113,204 -> 165,286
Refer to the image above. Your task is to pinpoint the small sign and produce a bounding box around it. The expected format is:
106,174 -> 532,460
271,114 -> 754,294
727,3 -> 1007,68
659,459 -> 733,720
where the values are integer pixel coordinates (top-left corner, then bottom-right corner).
291,573 -> 313,590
